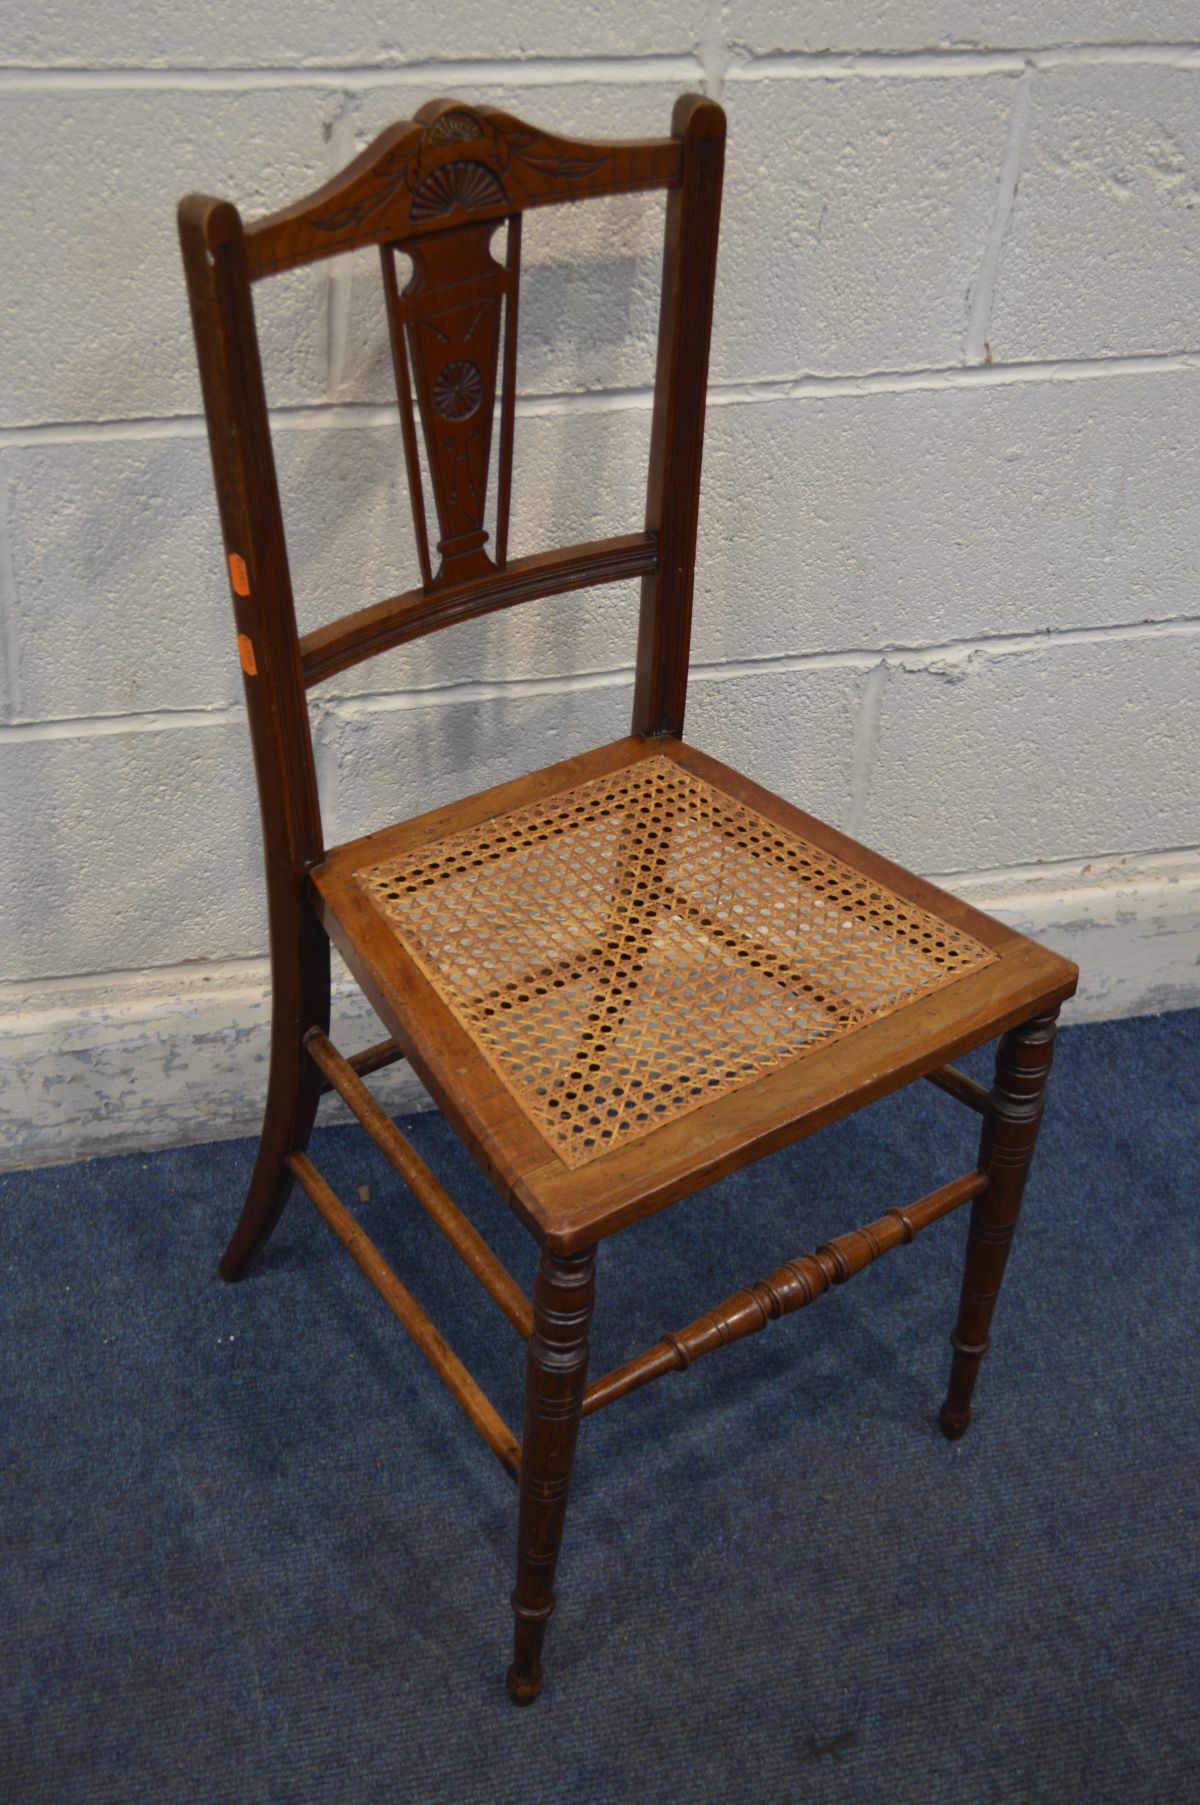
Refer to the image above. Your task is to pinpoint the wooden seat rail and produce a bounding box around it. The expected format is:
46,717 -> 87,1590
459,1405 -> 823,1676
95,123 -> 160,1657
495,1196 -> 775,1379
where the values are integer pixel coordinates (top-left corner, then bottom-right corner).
581,1168 -> 989,1417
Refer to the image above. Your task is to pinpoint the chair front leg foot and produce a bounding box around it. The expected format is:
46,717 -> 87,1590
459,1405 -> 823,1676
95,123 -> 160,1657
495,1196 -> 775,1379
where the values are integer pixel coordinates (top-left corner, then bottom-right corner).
940,1007 -> 1060,1438
506,1246 -> 595,1705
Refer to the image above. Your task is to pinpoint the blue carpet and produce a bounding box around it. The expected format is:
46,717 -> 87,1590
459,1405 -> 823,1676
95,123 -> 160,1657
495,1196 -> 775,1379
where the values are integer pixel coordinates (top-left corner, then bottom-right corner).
1,1010 -> 1197,1804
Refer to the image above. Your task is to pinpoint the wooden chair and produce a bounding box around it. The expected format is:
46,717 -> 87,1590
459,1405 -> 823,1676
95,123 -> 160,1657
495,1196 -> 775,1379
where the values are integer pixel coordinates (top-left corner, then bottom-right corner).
178,93 -> 1078,1704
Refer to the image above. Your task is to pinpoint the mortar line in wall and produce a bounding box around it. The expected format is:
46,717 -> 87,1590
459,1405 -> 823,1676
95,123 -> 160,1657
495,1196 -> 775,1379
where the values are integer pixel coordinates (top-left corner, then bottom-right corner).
964,64 -> 1031,364
0,952 -> 273,1002
2,613 -> 1196,741
844,660 -> 888,838
322,614 -> 1200,719
0,959 -> 374,1006
725,43 -> 1200,80
3,44 -> 1200,91
0,705 -> 240,741
0,476 -> 22,723
0,54 -> 706,93
322,96 -> 359,402
8,350 -> 1200,449
923,844 -> 1200,886
698,0 -> 732,101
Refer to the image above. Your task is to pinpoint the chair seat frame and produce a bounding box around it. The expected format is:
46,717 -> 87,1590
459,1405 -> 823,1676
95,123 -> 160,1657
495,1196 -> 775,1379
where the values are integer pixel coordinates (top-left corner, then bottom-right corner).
178,93 -> 1078,1704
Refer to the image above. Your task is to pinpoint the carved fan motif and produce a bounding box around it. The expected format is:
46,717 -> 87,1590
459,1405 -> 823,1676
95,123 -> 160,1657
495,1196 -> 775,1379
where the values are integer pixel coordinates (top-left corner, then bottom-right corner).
433,360 -> 484,421
426,110 -> 484,144
410,159 -> 506,222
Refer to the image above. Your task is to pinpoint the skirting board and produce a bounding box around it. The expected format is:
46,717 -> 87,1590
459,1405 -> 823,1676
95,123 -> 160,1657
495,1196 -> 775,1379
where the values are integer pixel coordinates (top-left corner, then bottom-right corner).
1,849 -> 1196,1171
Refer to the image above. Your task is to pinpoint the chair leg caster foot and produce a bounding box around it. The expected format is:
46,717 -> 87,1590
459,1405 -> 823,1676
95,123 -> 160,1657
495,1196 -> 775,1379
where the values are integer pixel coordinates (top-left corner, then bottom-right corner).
938,1402 -> 971,1440
506,1664 -> 543,1706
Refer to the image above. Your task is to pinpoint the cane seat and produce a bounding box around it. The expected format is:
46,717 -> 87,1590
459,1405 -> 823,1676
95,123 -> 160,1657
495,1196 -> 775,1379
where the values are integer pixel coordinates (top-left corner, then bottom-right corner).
311,734 -> 1066,1253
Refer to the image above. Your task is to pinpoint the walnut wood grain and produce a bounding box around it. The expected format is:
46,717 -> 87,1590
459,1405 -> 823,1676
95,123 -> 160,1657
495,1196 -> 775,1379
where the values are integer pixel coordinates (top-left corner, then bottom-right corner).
633,95 -> 725,738
311,732 -> 1077,1253
924,1063 -> 991,1115
178,194 -> 330,1280
314,1034 -> 406,1093
382,217 -> 512,585
381,243 -> 435,592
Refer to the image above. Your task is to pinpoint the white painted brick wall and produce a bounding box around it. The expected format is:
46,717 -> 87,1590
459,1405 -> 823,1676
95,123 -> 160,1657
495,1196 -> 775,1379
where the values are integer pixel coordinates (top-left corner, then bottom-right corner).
1,4 -> 1198,1166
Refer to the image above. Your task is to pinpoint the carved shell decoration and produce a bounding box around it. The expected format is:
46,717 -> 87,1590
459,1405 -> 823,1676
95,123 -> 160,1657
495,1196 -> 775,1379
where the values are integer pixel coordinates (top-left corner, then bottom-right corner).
425,110 -> 484,145
409,159 -> 506,222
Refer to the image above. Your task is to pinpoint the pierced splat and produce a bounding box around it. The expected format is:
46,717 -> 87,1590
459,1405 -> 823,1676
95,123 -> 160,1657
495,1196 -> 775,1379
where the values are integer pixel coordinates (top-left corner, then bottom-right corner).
382,215 -> 520,590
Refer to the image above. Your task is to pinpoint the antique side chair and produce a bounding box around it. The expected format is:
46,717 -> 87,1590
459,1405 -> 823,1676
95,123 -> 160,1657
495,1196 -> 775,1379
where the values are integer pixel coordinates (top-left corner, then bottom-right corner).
179,94 -> 1078,1704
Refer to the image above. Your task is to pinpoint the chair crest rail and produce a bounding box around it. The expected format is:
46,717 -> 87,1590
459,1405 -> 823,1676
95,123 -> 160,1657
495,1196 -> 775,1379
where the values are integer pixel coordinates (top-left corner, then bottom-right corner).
245,102 -> 686,279
581,1168 -> 989,1417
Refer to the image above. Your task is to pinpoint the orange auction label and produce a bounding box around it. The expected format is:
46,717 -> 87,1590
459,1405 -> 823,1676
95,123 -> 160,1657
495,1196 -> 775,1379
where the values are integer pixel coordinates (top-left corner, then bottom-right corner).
228,552 -> 251,596
237,633 -> 258,676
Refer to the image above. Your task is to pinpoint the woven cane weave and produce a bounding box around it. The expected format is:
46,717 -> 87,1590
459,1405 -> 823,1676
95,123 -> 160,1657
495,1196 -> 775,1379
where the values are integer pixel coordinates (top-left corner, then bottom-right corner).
355,757 -> 996,1167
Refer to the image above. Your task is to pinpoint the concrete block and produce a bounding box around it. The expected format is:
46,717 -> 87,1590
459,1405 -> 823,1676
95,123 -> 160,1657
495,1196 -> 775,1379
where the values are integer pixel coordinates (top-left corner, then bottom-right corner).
5,2 -> 707,69
339,83 -> 684,405
693,366 -> 1200,662
954,849 -> 1200,1022
0,721 -> 265,980
729,3 -> 1200,53
684,660 -> 863,823
0,88 -> 340,427
714,73 -> 1017,380
317,682 -> 626,848
989,66 -> 1200,363
316,660 -> 863,849
2,439 -> 235,719
861,632 -> 1200,872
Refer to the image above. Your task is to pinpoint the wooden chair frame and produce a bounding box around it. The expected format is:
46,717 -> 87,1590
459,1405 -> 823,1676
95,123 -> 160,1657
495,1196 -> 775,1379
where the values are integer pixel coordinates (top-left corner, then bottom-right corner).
179,93 -> 1078,1704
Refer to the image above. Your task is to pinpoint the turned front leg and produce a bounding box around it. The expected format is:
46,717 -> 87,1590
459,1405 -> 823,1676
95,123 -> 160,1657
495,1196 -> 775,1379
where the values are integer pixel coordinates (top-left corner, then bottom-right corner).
940,1007 -> 1060,1439
507,1246 -> 596,1705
